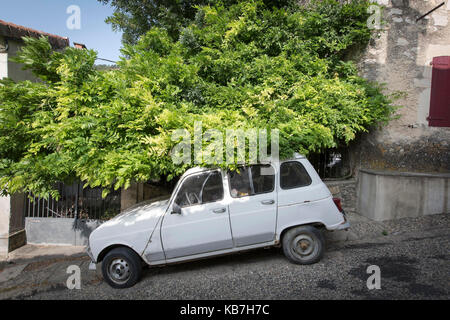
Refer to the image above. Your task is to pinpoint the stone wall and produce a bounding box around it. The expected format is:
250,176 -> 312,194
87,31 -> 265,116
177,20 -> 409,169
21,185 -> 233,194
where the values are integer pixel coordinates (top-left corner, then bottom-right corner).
351,0 -> 450,173
325,180 -> 357,214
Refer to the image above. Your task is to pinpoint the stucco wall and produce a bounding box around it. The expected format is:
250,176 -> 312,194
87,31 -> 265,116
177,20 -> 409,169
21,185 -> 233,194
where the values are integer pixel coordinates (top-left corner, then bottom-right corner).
351,0 -> 450,173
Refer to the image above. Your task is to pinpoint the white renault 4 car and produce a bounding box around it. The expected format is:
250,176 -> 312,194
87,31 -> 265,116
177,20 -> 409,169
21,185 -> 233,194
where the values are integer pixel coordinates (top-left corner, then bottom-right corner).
87,155 -> 349,288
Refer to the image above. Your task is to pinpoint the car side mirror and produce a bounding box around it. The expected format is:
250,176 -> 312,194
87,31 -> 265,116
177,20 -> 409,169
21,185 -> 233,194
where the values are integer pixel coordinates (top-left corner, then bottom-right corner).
172,202 -> 182,214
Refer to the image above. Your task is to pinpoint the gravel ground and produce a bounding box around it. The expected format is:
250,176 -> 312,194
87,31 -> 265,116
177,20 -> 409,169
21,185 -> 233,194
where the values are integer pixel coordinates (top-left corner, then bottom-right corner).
1,215 -> 448,300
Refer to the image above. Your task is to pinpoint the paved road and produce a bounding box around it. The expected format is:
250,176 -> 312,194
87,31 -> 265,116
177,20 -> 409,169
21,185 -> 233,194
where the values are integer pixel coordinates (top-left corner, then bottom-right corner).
1,225 -> 448,300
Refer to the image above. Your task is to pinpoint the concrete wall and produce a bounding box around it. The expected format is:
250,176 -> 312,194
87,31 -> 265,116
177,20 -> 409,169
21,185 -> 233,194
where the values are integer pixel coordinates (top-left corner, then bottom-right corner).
357,169 -> 450,221
25,218 -> 103,246
351,0 -> 450,173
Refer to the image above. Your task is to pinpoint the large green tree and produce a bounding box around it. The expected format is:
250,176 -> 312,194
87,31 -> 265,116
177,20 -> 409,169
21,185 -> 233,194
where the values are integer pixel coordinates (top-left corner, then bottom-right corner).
98,0 -> 292,44
0,0 -> 396,198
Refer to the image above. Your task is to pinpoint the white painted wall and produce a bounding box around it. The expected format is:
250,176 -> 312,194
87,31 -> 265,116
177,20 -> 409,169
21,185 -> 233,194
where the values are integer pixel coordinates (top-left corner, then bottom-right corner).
0,53 -> 7,80
0,36 -> 8,80
0,196 -> 11,257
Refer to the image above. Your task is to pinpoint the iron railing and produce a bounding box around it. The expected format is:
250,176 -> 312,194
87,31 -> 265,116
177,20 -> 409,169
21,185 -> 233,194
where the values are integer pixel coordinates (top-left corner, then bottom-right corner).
25,182 -> 121,220
308,148 -> 351,179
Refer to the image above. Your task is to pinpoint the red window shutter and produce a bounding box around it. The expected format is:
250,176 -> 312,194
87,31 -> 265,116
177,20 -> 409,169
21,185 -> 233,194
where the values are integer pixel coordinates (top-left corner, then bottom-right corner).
428,56 -> 450,127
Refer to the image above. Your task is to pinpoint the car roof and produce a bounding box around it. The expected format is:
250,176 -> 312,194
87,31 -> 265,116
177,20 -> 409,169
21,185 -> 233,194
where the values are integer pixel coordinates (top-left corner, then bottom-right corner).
182,153 -> 306,176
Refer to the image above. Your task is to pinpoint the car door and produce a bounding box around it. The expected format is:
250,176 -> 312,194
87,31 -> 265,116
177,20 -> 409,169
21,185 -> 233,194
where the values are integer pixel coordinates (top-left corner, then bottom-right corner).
227,164 -> 277,247
161,170 -> 233,259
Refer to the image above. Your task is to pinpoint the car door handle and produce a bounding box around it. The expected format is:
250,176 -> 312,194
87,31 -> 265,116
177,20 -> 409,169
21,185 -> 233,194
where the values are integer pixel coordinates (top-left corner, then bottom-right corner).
261,200 -> 275,205
213,208 -> 226,213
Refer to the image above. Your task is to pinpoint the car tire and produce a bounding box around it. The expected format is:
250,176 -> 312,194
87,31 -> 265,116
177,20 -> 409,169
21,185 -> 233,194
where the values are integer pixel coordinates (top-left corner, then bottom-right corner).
101,247 -> 143,289
282,225 -> 324,265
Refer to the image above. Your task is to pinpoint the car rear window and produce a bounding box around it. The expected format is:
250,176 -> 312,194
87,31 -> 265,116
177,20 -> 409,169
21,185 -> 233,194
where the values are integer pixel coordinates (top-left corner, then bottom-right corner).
280,161 -> 312,189
228,164 -> 275,198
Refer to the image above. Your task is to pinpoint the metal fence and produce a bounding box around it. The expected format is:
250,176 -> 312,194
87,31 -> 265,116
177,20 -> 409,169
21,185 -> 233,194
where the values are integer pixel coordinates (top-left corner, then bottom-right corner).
25,182 -> 121,220
308,148 -> 351,179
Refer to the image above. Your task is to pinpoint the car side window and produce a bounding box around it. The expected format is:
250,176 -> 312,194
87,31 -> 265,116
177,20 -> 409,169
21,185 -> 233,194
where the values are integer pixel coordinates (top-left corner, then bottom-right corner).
228,167 -> 252,198
251,165 -> 275,194
175,171 -> 224,208
202,171 -> 224,204
280,161 -> 312,189
228,164 -> 275,198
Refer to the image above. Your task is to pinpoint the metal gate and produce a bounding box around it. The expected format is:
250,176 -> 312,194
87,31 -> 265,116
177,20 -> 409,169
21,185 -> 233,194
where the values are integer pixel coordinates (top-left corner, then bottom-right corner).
308,148 -> 351,179
24,182 -> 121,220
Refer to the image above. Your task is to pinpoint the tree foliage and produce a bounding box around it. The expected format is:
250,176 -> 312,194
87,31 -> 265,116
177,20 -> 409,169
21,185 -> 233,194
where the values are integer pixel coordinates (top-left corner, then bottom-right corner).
0,0 -> 396,198
98,0 -> 291,44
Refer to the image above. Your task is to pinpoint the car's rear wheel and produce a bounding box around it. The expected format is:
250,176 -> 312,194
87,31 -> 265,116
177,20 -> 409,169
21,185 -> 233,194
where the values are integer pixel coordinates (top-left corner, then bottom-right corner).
282,225 -> 324,265
102,247 -> 142,288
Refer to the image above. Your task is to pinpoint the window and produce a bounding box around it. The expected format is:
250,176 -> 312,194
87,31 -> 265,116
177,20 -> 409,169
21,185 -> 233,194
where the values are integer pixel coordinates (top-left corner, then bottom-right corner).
228,164 -> 275,198
175,171 -> 223,207
280,161 -> 312,189
428,56 -> 450,127
202,171 -> 224,203
251,165 -> 275,194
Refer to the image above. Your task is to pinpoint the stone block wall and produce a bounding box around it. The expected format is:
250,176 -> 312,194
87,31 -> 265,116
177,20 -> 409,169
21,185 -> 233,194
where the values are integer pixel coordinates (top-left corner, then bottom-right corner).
351,0 -> 450,174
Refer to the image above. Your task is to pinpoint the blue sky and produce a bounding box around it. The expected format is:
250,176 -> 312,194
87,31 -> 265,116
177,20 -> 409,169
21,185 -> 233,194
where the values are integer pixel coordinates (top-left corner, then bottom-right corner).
1,0 -> 123,64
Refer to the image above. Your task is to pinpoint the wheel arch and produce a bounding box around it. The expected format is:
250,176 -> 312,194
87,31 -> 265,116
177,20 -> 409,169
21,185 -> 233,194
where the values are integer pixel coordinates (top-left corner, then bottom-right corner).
279,222 -> 326,242
97,244 -> 142,263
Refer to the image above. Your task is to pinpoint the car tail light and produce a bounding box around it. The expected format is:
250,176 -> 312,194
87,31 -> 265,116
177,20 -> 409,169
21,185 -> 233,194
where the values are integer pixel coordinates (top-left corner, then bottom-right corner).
333,198 -> 343,212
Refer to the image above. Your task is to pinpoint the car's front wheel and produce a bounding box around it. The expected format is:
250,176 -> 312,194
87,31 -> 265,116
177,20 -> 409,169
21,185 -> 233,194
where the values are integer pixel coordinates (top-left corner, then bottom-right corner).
102,247 -> 143,289
282,225 -> 324,265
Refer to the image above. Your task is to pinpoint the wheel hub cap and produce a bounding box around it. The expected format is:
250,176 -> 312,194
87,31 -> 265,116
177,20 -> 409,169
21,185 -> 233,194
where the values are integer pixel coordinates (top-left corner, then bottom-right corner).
292,235 -> 315,256
108,258 -> 130,284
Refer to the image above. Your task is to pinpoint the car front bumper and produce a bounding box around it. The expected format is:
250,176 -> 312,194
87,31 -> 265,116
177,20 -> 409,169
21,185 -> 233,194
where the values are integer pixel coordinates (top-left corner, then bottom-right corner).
86,247 -> 97,270
86,245 -> 97,271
